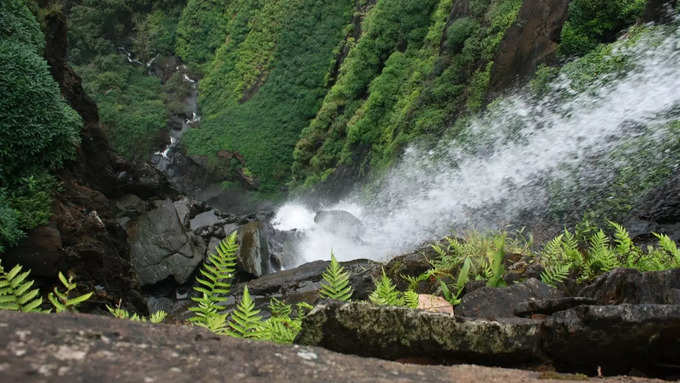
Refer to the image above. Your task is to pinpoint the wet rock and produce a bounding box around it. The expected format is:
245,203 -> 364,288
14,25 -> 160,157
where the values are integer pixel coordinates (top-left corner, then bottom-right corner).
544,304 -> 680,375
627,171 -> 680,242
237,221 -> 271,278
578,268 -> 680,305
190,210 -> 222,232
383,247 -> 436,292
314,210 -> 364,240
126,199 -> 206,286
489,0 -> 570,94
1,310 -> 657,383
296,301 -> 544,365
457,278 -> 562,319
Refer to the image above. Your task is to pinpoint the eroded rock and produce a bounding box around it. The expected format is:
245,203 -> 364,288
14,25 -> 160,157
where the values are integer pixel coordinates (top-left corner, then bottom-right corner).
578,268 -> 680,305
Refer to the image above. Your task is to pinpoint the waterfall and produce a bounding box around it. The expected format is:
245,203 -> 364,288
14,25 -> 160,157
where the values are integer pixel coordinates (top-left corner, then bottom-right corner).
273,22 -> 680,264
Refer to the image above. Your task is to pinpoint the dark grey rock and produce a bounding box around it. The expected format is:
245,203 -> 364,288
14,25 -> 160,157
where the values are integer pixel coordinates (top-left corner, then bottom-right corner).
127,199 -> 206,286
514,297 -> 597,317
458,278 -> 562,319
314,210 -> 364,240
578,268 -> 680,305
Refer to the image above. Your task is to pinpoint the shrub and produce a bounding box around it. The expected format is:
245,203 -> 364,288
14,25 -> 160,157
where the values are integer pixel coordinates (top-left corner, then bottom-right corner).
446,17 -> 479,53
559,0 -> 647,56
175,0 -> 228,67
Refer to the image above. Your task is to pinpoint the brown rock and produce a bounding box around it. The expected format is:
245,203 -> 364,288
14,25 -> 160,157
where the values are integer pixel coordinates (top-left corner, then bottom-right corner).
0,311 -> 664,383
417,294 -> 454,315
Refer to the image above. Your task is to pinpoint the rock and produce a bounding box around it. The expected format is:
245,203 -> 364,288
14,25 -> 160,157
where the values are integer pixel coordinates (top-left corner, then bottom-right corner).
578,268 -> 680,305
0,311 -> 661,383
383,247 -> 437,292
3,224 -> 63,277
514,297 -> 597,317
296,301 -> 544,366
190,210 -> 223,232
114,194 -> 147,218
489,0 -> 570,94
237,221 -> 270,278
457,278 -> 562,319
643,0 -> 678,23
544,304 -> 680,375
173,197 -> 192,226
126,199 -> 206,286
417,294 -> 454,315
627,171 -> 680,242
314,210 -> 364,240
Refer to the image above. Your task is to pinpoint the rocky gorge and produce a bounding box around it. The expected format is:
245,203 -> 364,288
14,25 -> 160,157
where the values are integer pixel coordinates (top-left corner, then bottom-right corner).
2,0 -> 680,381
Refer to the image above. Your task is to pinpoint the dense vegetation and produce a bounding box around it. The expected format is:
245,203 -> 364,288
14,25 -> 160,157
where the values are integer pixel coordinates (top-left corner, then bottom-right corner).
0,0 -> 81,252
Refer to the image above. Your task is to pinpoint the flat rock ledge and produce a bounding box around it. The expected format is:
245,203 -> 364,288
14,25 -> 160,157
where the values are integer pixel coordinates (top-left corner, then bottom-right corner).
0,311 -> 663,383
296,301 -> 680,376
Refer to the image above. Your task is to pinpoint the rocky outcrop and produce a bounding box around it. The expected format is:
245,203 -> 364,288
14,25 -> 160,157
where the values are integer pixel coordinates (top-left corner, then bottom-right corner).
488,0 -> 570,94
457,278 -> 562,319
126,199 -> 206,286
314,210 -> 364,241
0,311 -> 662,383
627,170 -> 680,243
296,301 -> 680,377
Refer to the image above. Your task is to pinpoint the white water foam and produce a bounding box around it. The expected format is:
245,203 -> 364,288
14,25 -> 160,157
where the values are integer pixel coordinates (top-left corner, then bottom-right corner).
274,22 -> 680,265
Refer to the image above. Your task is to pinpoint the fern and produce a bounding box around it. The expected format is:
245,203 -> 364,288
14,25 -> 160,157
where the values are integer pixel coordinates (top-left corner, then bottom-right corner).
369,269 -> 403,306
403,290 -> 419,309
486,236 -> 507,288
106,301 -> 167,323
654,233 -> 680,266
227,286 -> 263,339
189,231 -> 238,325
0,260 -> 43,312
269,297 -> 292,317
149,310 -> 168,323
295,302 -> 314,321
319,252 -> 353,301
48,272 -> 93,313
540,263 -> 571,287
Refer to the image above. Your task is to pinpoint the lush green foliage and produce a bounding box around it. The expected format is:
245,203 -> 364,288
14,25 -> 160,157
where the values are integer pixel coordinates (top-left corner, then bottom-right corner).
189,231 -> 238,326
292,0 -> 523,189
48,272 -> 94,313
559,0 -> 647,57
540,222 -> 680,286
0,260 -> 43,312
183,0 -> 353,191
0,0 -> 82,251
319,253 -> 354,301
175,0 -> 227,68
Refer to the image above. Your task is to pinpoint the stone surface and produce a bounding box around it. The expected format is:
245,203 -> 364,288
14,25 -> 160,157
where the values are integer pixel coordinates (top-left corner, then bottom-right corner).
417,294 -> 454,315
0,311 -> 662,383
126,199 -> 206,286
457,278 -> 562,319
514,297 -> 597,317
578,268 -> 680,305
627,171 -> 680,242
114,194 -> 147,217
296,301 -> 544,365
314,210 -> 364,240
489,0 -> 570,94
238,221 -> 270,277
3,224 -> 63,277
190,210 -> 223,232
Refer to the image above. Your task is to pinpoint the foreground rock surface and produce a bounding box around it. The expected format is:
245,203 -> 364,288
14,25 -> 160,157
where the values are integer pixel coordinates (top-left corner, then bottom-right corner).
0,311 -> 663,383
296,301 -> 680,376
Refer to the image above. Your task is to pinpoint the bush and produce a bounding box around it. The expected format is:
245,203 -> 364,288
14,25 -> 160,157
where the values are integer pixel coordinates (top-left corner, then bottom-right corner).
0,40 -> 81,184
446,17 -> 479,53
559,0 -> 647,56
175,0 -> 228,67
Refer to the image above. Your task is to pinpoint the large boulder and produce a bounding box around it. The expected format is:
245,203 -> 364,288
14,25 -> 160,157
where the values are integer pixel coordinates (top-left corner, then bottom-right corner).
0,310 -> 658,383
296,301 -> 544,366
237,221 -> 271,278
314,210 -> 364,240
627,170 -> 680,242
578,268 -> 680,305
457,278 -> 562,319
126,199 -> 206,286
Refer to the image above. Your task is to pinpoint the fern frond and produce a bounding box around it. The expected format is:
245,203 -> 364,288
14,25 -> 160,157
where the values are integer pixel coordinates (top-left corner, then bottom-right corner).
0,261 -> 43,312
486,236 -> 506,288
269,297 -> 292,318
654,233 -> 680,266
227,286 -> 263,339
319,252 -> 353,301
190,231 -> 238,325
257,316 -> 301,344
540,263 -> 570,287
404,290 -> 419,309
369,269 -> 403,306
48,272 -> 92,313
149,310 -> 168,323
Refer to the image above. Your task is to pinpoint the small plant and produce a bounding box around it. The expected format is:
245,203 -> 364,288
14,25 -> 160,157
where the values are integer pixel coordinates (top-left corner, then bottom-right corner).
319,252 -> 353,301
227,286 -> 263,339
439,257 -> 472,306
106,300 -> 167,323
0,260 -> 43,312
369,268 -> 418,308
189,231 -> 238,326
48,272 -> 93,313
255,297 -> 304,344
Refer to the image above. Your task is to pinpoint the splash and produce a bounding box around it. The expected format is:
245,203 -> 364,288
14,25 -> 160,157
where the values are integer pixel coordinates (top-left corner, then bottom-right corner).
274,22 -> 680,265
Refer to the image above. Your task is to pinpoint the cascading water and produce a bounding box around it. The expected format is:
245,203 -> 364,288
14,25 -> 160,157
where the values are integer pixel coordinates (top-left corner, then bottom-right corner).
273,21 -> 680,265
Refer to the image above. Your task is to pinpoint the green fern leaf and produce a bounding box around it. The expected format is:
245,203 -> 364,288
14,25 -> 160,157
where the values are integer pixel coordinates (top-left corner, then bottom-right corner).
369,269 -> 403,306
227,286 -> 263,339
404,290 -> 419,309
319,252 -> 353,301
